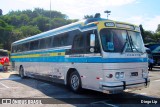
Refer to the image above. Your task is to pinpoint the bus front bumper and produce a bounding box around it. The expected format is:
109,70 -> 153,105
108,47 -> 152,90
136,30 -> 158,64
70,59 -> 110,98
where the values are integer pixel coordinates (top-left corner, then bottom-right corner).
99,78 -> 150,94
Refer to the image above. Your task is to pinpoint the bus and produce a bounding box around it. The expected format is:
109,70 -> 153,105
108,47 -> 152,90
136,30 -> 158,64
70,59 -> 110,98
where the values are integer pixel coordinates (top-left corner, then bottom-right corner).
10,15 -> 150,94
145,43 -> 160,65
0,49 -> 9,71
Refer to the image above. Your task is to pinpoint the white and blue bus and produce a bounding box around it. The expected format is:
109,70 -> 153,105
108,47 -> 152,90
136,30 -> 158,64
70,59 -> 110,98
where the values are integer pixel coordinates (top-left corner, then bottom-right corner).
11,16 -> 150,94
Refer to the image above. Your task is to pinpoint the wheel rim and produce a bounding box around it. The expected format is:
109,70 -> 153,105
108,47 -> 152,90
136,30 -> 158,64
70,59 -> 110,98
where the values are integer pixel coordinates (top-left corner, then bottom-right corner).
71,74 -> 79,90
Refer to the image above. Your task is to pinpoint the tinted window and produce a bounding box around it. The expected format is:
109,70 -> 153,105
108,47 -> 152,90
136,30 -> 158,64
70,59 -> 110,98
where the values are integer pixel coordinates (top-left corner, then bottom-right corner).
30,40 -> 39,50
100,29 -> 144,53
72,33 -> 85,54
39,38 -> 46,49
52,33 -> 69,47
12,45 -> 17,53
39,37 -> 52,49
22,43 -> 29,51
0,51 -> 8,56
70,30 -> 100,54
45,37 -> 52,48
17,44 -> 22,52
85,30 -> 100,53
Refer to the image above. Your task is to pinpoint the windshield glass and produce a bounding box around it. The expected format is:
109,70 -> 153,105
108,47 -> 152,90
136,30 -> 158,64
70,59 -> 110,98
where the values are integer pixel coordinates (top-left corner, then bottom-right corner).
100,29 -> 145,53
0,51 -> 8,57
152,46 -> 160,53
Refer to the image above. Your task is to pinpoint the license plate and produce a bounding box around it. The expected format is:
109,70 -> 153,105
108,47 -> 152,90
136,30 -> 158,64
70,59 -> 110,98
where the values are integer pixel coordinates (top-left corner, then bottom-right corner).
131,72 -> 138,76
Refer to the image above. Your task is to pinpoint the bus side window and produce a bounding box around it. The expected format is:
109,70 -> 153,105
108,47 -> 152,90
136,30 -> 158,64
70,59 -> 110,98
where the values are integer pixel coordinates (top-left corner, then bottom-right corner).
12,46 -> 17,53
22,42 -> 29,51
17,44 -> 22,52
45,37 -> 52,48
30,40 -> 39,50
72,34 -> 85,54
52,33 -> 69,47
39,38 -> 46,49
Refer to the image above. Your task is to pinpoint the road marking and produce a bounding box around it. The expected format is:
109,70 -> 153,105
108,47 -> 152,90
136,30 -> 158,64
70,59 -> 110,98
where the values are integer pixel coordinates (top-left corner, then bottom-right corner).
0,77 -> 21,80
133,93 -> 147,96
153,79 -> 160,82
102,102 -> 119,107
0,82 -> 9,88
91,100 -> 118,107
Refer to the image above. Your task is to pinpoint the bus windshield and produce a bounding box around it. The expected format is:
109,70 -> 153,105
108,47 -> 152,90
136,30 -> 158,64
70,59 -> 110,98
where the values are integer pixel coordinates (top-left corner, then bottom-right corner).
100,29 -> 145,53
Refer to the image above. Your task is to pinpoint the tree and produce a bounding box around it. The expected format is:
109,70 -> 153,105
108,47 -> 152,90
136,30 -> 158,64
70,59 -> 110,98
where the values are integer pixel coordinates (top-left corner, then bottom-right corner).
144,31 -> 154,43
84,15 -> 94,19
153,32 -> 160,42
19,14 -> 29,25
0,8 -> 78,50
0,9 -> 2,16
19,25 -> 41,37
156,24 -> 160,33
139,24 -> 145,41
31,16 -> 50,31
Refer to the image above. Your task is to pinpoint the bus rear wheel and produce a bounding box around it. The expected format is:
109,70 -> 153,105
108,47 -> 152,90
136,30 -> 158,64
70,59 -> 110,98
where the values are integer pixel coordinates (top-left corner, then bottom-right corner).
69,71 -> 82,93
19,66 -> 25,78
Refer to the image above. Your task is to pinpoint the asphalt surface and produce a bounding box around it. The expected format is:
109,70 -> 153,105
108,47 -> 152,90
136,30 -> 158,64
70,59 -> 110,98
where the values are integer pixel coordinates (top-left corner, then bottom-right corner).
0,67 -> 160,107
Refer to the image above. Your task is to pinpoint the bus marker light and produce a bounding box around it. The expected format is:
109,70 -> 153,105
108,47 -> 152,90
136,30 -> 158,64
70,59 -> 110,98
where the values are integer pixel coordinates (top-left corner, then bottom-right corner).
96,77 -> 103,80
81,76 -> 86,78
93,22 -> 99,25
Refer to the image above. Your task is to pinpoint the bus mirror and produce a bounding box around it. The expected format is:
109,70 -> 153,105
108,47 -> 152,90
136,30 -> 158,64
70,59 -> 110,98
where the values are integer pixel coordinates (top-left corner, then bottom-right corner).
90,34 -> 95,47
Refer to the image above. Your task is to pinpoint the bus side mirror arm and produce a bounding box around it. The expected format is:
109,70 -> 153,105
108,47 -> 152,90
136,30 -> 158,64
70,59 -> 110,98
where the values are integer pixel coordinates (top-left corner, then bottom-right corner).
90,34 -> 96,53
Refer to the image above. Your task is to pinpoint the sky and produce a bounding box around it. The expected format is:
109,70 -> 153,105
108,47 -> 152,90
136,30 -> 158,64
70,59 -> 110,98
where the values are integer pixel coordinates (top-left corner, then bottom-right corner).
1,0 -> 160,32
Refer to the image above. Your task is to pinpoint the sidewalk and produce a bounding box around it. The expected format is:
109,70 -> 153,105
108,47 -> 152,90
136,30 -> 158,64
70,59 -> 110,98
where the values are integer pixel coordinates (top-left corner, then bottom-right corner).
0,71 -> 20,80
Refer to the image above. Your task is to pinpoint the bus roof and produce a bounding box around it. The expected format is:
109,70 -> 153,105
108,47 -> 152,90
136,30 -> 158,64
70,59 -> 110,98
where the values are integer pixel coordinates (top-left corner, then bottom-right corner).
12,18 -> 138,45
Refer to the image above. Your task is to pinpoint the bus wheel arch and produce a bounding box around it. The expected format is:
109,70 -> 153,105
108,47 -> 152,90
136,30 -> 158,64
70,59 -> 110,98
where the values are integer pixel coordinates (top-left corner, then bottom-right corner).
67,68 -> 82,93
19,65 -> 25,78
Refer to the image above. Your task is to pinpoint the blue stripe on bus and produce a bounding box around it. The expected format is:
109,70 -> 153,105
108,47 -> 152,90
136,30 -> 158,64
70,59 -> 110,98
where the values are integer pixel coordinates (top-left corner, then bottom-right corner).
11,57 -> 148,63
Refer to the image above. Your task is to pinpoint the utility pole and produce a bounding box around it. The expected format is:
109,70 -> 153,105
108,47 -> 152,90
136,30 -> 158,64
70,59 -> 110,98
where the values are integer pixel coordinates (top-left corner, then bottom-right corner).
104,10 -> 111,19
50,0 -> 52,30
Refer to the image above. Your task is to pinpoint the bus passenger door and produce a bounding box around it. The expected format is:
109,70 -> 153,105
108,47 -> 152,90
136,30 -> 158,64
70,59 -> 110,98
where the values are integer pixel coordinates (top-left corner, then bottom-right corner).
70,30 -> 102,90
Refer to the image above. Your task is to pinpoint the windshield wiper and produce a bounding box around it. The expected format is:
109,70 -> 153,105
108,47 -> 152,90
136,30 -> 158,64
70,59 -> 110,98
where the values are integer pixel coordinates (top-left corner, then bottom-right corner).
121,39 -> 129,54
129,36 -> 142,53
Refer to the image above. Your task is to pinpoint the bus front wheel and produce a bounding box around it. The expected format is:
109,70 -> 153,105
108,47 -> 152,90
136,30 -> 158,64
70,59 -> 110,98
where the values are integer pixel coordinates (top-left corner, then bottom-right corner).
69,71 -> 82,93
19,66 -> 25,78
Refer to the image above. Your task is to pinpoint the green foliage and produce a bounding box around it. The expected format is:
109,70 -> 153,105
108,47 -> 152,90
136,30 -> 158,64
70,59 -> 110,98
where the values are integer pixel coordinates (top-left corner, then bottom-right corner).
0,8 -> 78,50
139,24 -> 145,40
156,24 -> 160,33
84,15 -> 94,19
0,9 -> 2,16
143,30 -> 160,43
18,25 -> 41,37
142,24 -> 160,43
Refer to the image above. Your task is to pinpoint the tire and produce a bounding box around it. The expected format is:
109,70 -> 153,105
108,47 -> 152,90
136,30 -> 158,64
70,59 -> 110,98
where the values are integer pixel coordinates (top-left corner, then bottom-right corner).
69,71 -> 82,93
19,66 -> 25,79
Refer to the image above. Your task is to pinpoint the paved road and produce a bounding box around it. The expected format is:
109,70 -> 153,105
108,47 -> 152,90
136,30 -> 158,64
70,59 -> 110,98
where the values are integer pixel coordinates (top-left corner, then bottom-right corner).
0,68 -> 160,107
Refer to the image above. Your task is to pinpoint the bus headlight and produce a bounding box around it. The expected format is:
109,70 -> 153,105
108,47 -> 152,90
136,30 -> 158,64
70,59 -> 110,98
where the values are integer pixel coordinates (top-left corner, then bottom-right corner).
142,69 -> 148,78
115,72 -> 124,79
119,72 -> 124,78
115,72 -> 120,78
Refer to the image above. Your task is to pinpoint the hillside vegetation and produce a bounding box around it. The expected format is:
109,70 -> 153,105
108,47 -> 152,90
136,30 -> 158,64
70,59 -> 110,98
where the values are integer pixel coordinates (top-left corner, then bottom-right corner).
0,8 -> 78,50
